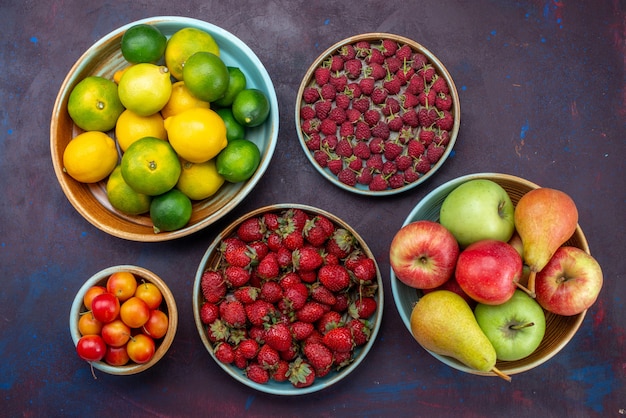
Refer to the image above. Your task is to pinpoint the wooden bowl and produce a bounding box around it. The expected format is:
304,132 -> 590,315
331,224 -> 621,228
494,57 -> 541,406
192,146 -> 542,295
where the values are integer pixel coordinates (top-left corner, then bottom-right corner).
295,33 -> 460,196
50,16 -> 279,241
192,204 -> 384,395
69,265 -> 178,375
390,173 -> 588,377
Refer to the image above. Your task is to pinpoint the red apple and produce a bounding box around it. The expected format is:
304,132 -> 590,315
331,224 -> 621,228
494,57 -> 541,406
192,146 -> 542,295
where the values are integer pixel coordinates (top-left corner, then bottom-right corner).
455,239 -> 522,305
390,220 -> 459,289
534,246 -> 603,316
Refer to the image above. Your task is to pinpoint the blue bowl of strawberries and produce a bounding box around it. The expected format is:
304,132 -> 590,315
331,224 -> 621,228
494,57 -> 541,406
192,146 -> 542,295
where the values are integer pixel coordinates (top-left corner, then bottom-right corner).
192,204 -> 383,395
295,33 -> 460,196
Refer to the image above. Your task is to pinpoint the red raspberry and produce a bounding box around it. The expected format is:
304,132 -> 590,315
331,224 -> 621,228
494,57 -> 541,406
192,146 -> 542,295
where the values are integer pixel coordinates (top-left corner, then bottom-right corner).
335,93 -> 351,110
354,121 -> 371,141
370,121 -> 390,140
407,139 -> 426,158
337,168 -> 357,186
315,99 -> 332,120
396,44 -> 413,61
368,139 -> 385,155
381,97 -> 400,116
431,76 -> 450,94
353,141 -> 371,159
352,97 -> 370,113
344,59 -> 362,79
302,87 -> 320,103
339,121 -> 354,138
367,62 -> 386,80
330,74 -> 348,91
321,134 -> 338,150
367,48 -> 385,65
335,138 -> 353,157
382,39 -> 398,56
368,174 -> 388,191
314,66 -> 331,86
371,88 -> 388,105
319,118 -> 337,135
388,173 -> 405,189
328,107 -> 347,124
320,83 -> 336,100
426,143 -> 445,164
359,77 -> 375,95
401,109 -> 420,127
363,109 -> 380,126
435,92 -> 453,111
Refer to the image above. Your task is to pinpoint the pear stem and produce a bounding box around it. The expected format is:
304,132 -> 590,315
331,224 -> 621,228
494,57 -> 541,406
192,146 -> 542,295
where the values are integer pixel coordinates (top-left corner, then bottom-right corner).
492,366 -> 511,382
527,270 -> 537,298
514,280 -> 536,298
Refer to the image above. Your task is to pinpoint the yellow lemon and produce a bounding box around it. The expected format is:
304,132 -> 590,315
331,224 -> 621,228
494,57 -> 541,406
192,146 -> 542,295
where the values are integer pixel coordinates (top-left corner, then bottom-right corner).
160,81 -> 210,120
63,131 -> 118,183
115,109 -> 167,152
117,63 -> 172,116
176,159 -> 225,200
150,189 -> 193,233
164,107 -> 227,163
67,76 -> 124,132
164,27 -> 220,81
106,165 -> 152,215
120,136 -> 181,196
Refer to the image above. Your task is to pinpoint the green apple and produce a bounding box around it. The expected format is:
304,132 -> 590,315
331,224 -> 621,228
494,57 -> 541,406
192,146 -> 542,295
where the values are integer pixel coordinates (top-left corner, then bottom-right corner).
474,290 -> 546,361
439,179 -> 515,248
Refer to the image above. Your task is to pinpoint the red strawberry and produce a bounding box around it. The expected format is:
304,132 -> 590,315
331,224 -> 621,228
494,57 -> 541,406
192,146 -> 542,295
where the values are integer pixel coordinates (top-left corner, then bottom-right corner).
257,344 -> 280,369
302,218 -> 331,248
359,77 -> 376,95
381,39 -> 398,56
272,359 -> 290,382
224,265 -> 251,288
293,246 -> 324,271
290,321 -> 314,341
335,93 -> 351,110
337,168 -> 357,186
322,326 -> 353,352
295,301 -> 326,323
247,362 -> 270,384
219,298 -> 247,328
201,270 -> 227,303
275,246 -> 292,270
302,87 -> 320,103
300,105 -> 316,120
265,322 -> 292,352
281,282 -> 308,311
344,59 -> 362,79
238,338 -> 259,359
319,118 -> 337,136
371,121 -> 390,140
316,310 -> 342,334
282,230 -> 304,251
245,299 -> 275,326
435,92 -> 453,111
288,358 -> 315,388
371,88 -> 388,105
320,83 -> 336,100
335,137 -> 353,157
318,264 -> 351,292
207,319 -> 229,343
354,121 -> 371,141
369,174 -> 388,191
310,285 -> 338,307
322,107 -> 346,125
214,342 -> 235,364
221,237 -> 253,268
347,318 -> 371,346
200,302 -> 220,324
326,228 -> 355,259
259,281 -> 283,304
256,252 -> 280,280
350,296 -> 377,319
286,208 -> 309,231
332,293 -> 350,313
233,286 -> 258,304
314,66 -> 331,86
303,342 -> 333,375
426,143 -> 446,164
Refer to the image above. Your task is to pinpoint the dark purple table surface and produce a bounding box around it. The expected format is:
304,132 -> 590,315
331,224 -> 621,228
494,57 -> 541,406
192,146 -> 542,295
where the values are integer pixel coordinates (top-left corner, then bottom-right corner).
1,1 -> 624,416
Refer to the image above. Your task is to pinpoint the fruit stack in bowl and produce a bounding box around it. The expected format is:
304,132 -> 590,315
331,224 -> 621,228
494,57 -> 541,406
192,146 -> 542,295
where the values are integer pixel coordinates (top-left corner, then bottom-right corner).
389,173 -> 603,380
193,204 -> 384,395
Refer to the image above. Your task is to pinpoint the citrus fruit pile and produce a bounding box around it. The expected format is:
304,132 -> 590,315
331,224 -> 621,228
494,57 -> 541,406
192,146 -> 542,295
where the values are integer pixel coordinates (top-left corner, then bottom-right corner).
63,23 -> 271,233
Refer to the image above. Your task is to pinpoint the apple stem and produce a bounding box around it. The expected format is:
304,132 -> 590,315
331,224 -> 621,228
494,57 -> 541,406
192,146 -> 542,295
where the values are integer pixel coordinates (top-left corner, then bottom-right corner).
510,322 -> 535,330
492,366 -> 511,382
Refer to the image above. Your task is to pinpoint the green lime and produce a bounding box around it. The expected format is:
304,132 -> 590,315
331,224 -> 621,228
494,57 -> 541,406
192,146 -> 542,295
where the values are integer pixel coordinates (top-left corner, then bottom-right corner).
213,67 -> 247,107
216,108 -> 246,142
67,76 -> 124,132
164,27 -> 220,81
231,88 -> 270,127
216,139 -> 261,183
150,188 -> 193,233
120,136 -> 181,196
183,51 -> 229,103
106,165 -> 152,215
121,24 -> 167,64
